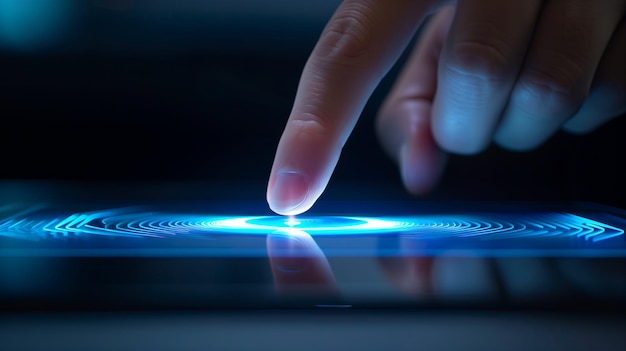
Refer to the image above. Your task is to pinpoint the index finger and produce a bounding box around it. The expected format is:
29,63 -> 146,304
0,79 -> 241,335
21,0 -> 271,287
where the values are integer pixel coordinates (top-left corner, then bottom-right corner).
267,0 -> 439,215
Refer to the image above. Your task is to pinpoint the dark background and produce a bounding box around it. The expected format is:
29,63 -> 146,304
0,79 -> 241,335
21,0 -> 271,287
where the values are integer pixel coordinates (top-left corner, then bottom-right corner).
1,3 -> 625,350
1,0 -> 624,209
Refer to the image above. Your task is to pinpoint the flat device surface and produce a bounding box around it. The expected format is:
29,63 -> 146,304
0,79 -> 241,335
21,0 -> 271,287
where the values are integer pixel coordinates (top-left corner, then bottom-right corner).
1,182 -> 624,312
1,182 -> 625,351
1,199 -> 625,258
0,187 -> 626,310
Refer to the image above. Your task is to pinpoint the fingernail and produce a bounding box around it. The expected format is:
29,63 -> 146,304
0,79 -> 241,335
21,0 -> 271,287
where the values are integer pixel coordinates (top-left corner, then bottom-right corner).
268,234 -> 307,272
269,171 -> 309,214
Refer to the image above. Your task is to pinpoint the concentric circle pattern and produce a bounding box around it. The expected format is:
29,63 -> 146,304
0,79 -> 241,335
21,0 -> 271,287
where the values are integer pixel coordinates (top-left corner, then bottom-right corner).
0,207 -> 623,242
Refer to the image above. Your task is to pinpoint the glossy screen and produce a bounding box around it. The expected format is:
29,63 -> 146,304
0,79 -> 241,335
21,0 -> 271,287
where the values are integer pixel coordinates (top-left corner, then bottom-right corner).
1,202 -> 625,257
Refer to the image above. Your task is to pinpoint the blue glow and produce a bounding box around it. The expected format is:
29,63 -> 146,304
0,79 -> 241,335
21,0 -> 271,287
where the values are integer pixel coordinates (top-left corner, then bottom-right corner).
0,207 -> 623,241
285,216 -> 300,227
206,216 -> 411,234
1,205 -> 625,257
0,0 -> 74,51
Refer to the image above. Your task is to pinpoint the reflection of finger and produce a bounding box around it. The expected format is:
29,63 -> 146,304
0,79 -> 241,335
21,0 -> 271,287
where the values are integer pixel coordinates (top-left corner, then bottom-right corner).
433,0 -> 542,154
494,0 -> 625,150
431,256 -> 500,303
496,258 -> 565,303
267,0 -> 439,215
563,19 -> 626,134
377,236 -> 434,298
380,236 -> 501,303
376,6 -> 454,195
267,230 -> 339,298
556,258 -> 626,303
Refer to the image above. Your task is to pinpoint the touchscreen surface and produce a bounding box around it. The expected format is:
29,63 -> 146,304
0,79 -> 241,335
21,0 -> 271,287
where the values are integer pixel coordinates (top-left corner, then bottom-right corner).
1,200 -> 625,257
1,185 -> 625,311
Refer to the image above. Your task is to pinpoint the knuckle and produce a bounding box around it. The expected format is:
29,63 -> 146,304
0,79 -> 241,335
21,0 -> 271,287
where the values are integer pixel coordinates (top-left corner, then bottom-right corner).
444,32 -> 514,82
290,108 -> 332,139
517,49 -> 589,113
315,2 -> 374,62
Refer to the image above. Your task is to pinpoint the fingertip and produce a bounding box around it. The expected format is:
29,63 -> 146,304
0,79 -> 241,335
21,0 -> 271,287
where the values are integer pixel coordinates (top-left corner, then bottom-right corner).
266,124 -> 342,216
399,137 -> 446,196
492,112 -> 557,152
267,170 -> 311,216
561,121 -> 592,136
431,109 -> 491,155
400,142 -> 428,195
494,137 -> 541,152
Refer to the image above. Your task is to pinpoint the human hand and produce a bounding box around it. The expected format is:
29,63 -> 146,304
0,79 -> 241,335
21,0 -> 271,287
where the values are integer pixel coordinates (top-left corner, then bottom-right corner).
266,0 -> 626,215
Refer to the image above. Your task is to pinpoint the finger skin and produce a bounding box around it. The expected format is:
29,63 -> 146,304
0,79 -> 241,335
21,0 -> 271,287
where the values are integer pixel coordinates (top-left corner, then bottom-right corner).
431,0 -> 542,154
376,6 -> 455,195
563,18 -> 626,134
494,0 -> 625,151
267,0 -> 439,215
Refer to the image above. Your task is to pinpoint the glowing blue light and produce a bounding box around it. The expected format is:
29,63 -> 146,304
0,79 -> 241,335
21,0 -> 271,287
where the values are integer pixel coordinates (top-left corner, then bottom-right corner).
0,207 -> 623,243
1,205 -> 625,257
0,0 -> 75,51
285,216 -> 300,227
203,216 -> 411,234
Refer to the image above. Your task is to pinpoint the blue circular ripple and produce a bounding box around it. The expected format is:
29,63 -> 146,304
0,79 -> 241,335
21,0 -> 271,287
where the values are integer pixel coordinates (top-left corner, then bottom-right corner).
205,216 -> 412,234
0,207 -> 623,242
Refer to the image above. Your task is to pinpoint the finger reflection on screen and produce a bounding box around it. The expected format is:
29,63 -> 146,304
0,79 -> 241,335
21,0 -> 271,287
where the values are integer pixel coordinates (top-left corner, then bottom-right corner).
556,258 -> 626,301
378,236 -> 500,303
377,241 -> 434,299
266,228 -> 340,299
